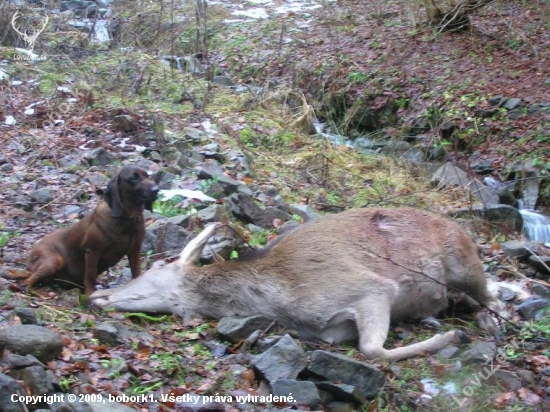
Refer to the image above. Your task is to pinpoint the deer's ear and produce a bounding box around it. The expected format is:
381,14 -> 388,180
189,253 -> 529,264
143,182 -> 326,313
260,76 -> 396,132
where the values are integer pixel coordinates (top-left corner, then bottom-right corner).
179,223 -> 221,265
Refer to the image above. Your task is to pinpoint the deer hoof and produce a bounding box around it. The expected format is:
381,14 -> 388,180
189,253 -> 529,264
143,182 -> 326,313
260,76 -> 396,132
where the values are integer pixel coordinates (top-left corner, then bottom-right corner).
454,330 -> 471,344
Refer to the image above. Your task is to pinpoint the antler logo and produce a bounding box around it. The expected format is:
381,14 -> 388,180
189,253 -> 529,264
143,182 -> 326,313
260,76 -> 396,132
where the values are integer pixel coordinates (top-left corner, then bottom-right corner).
11,10 -> 49,53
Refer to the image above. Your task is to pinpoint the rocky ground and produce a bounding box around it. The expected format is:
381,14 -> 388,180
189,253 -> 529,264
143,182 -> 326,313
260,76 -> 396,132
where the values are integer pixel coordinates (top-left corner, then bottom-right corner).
1,0 -> 550,411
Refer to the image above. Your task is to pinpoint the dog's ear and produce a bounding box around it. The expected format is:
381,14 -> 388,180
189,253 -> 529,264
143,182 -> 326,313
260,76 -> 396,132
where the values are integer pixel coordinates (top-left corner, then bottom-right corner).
105,177 -> 124,218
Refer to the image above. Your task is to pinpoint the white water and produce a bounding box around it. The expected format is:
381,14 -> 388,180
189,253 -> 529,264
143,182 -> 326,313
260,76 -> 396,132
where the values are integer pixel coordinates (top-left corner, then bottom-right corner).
519,209 -> 550,242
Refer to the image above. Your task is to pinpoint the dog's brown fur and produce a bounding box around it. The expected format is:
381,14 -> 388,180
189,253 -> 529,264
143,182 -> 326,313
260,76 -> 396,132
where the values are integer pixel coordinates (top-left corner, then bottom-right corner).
16,166 -> 159,295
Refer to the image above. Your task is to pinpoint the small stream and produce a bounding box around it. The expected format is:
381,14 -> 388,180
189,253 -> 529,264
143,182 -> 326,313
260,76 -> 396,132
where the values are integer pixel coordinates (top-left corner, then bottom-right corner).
520,209 -> 550,243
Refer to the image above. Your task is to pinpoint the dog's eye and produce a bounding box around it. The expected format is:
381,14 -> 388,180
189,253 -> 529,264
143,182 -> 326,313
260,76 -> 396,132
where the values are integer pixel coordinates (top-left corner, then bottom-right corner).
131,173 -> 140,181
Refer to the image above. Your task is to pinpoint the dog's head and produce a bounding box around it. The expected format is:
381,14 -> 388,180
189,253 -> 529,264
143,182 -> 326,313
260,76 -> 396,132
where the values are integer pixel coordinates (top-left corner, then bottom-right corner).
105,166 -> 159,218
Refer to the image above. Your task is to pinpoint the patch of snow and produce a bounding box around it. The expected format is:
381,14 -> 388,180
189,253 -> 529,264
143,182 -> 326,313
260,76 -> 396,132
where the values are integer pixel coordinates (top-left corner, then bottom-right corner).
159,189 -> 216,203
232,8 -> 269,19
5,116 -> 16,125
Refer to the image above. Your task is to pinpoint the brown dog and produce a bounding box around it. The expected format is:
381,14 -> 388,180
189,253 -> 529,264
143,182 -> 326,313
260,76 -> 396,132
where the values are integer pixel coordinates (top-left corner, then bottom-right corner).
17,166 -> 159,295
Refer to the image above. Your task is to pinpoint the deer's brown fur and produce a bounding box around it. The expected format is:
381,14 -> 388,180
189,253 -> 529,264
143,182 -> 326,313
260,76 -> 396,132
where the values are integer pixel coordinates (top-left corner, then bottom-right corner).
91,207 -> 501,360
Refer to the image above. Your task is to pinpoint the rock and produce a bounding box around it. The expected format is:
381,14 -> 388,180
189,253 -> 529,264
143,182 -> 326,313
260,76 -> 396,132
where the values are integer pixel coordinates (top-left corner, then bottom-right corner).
528,255 -> 550,275
271,379 -> 321,407
460,342 -> 497,364
256,336 -> 284,352
326,401 -> 359,412
227,150 -> 254,177
517,369 -> 536,387
87,171 -> 110,187
59,399 -> 137,412
214,176 -> 241,195
194,162 -> 241,194
142,221 -> 190,254
428,146 -> 448,161
307,351 -> 385,398
531,283 -> 550,297
468,178 -> 499,205
471,159 -> 495,175
437,346 -> 460,359
30,187 -> 53,205
488,96 -> 505,106
503,97 -> 523,111
409,116 -> 431,135
0,373 -> 26,412
381,140 -> 412,157
205,181 -> 225,199
498,285 -> 519,301
213,76 -> 234,86
197,204 -> 228,222
236,193 -> 292,228
500,240 -> 530,258
93,322 -> 120,345
234,186 -> 252,197
63,205 -> 82,218
448,204 -> 523,233
217,315 -> 274,343
95,0 -> 113,7
252,334 -> 308,383
182,56 -> 205,74
200,232 -> 241,262
86,148 -> 116,166
431,163 -> 469,188
61,0 -> 98,16
288,204 -> 320,222
201,341 -> 227,357
155,171 -> 177,189
497,188 -> 517,206
9,365 -> 55,396
517,296 -> 550,320
201,142 -> 220,153
174,153 -> 200,169
112,115 -> 136,132
1,163 -> 14,172
516,160 -> 541,210
184,126 -> 208,143
14,308 -> 38,324
488,369 -> 521,391
6,354 -> 45,369
316,382 -> 366,404
101,358 -> 128,378
14,196 -> 33,211
247,223 -> 263,233
0,325 -> 63,362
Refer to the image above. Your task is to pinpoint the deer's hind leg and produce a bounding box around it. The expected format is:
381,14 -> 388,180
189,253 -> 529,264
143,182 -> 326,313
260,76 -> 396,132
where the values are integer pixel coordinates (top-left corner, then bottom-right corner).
355,297 -> 470,361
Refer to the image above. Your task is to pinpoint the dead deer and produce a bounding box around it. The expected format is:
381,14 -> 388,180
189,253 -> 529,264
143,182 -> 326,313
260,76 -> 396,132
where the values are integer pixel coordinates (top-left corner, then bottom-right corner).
90,207 -> 502,361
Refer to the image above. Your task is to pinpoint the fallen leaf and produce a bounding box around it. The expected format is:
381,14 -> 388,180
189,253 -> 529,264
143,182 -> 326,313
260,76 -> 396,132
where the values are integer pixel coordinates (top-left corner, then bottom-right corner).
492,391 -> 516,408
